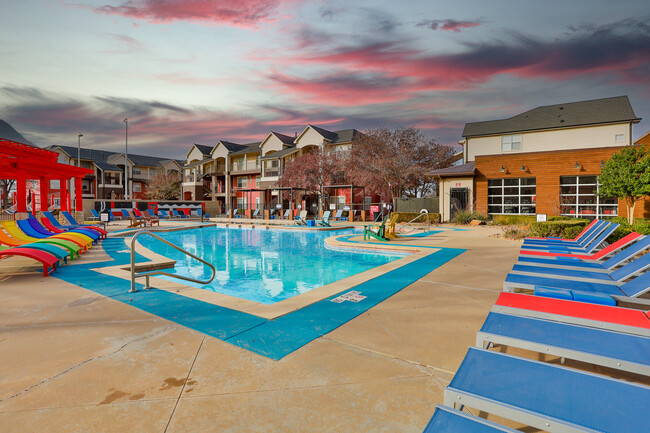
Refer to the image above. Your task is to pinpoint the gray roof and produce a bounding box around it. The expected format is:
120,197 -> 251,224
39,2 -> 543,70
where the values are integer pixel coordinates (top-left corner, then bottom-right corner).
308,125 -> 361,143
463,96 -> 641,138
429,162 -> 475,177
93,160 -> 122,172
48,145 -> 182,169
194,143 -> 213,155
271,132 -> 295,145
230,142 -> 261,156
260,146 -> 299,160
219,140 -> 248,152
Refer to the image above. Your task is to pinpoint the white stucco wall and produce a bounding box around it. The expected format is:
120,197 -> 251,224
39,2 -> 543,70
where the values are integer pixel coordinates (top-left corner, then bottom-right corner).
439,177 -> 474,222
186,146 -> 206,164
260,134 -> 285,155
210,142 -> 230,160
295,127 -> 326,149
466,123 -> 631,162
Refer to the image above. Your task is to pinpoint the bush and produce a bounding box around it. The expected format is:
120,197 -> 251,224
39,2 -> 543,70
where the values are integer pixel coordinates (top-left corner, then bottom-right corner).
491,214 -> 537,225
452,210 -> 487,224
605,217 -> 650,242
528,219 -> 589,239
502,225 -> 530,240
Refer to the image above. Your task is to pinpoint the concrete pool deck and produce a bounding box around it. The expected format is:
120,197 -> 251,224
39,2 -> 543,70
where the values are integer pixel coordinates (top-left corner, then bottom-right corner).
0,223 -> 521,432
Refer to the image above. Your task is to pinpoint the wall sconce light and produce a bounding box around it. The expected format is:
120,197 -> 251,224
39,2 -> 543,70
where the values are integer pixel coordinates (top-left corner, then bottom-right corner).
600,160 -> 605,168
520,165 -> 527,172
574,162 -> 582,170
499,165 -> 505,173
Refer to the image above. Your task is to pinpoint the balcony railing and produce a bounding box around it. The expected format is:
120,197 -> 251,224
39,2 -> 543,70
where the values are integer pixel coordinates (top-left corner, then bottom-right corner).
264,169 -> 280,177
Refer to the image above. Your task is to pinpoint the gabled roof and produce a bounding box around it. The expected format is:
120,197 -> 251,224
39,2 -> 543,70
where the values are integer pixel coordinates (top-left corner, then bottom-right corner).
194,143 -> 213,155
93,160 -> 122,172
429,162 -> 475,177
307,124 -> 339,142
296,125 -> 362,145
218,140 -> 248,153
271,131 -> 295,145
230,142 -> 261,156
463,96 -> 641,138
47,145 -> 182,169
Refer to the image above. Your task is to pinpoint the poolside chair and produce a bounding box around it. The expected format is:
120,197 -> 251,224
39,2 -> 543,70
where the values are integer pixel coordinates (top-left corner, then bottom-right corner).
42,212 -> 107,239
126,210 -> 145,228
523,219 -> 599,243
107,209 -> 121,220
296,210 -> 308,225
333,209 -> 343,221
282,209 -> 290,219
317,210 -> 331,227
143,210 -> 160,226
517,235 -> 650,274
445,348 -> 650,433
363,214 -> 391,241
476,311 -> 650,376
252,209 -> 260,219
422,405 -> 519,433
522,221 -> 617,254
493,291 -> 650,336
62,210 -> 101,227
0,247 -> 60,276
197,209 -> 210,219
519,231 -> 643,261
89,209 -> 100,221
182,208 -> 192,218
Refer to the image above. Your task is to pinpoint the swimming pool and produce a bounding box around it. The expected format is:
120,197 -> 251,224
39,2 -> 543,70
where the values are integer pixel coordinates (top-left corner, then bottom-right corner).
138,227 -> 407,304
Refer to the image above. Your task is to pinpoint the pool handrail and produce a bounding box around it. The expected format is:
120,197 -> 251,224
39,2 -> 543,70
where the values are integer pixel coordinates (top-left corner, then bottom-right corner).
398,211 -> 431,235
129,230 -> 216,293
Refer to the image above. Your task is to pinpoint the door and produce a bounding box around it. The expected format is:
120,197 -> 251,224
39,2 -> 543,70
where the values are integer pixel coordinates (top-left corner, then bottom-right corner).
449,187 -> 468,219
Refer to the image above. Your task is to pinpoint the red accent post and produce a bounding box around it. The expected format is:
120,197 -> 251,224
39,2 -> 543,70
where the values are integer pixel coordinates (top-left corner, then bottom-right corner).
75,177 -> 83,211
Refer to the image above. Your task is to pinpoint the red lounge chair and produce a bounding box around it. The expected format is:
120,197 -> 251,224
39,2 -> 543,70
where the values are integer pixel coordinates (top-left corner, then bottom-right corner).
0,247 -> 59,276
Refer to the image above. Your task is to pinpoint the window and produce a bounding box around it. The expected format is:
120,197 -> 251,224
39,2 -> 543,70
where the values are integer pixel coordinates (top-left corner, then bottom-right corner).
615,134 -> 625,143
237,177 -> 247,188
133,183 -> 142,192
50,179 -> 60,189
255,197 -> 260,210
132,168 -> 141,175
237,197 -> 248,210
501,134 -> 522,151
560,176 -> 617,218
487,177 -> 536,215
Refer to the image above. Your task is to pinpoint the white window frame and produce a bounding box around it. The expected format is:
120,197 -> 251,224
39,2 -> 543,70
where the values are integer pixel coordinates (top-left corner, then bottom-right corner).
559,176 -> 618,218
487,177 -> 536,215
615,134 -> 625,143
501,134 -> 522,152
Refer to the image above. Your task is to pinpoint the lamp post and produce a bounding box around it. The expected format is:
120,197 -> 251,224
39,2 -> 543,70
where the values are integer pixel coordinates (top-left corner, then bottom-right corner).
123,118 -> 128,200
77,133 -> 83,167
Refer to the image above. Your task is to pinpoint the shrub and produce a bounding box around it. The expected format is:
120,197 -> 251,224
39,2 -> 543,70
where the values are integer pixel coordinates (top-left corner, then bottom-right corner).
452,210 -> 487,224
528,219 -> 589,239
502,225 -> 530,240
491,214 -> 536,225
605,217 -> 650,242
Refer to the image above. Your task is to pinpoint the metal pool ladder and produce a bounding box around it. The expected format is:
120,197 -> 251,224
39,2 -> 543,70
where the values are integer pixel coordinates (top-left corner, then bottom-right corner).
129,230 -> 216,293
398,212 -> 432,235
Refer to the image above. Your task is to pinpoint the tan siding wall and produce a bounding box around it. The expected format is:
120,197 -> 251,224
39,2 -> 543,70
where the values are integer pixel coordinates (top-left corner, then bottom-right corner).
260,135 -> 284,155
474,146 -> 650,219
186,147 -> 206,164
467,123 -> 631,162
295,128 -> 325,149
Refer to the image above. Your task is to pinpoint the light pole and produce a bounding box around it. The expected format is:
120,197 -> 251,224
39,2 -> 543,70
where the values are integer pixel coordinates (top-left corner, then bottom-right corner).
123,118 -> 128,200
77,133 -> 83,167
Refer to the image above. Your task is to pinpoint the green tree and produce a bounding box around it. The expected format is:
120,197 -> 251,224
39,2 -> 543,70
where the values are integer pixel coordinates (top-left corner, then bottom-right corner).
598,145 -> 650,224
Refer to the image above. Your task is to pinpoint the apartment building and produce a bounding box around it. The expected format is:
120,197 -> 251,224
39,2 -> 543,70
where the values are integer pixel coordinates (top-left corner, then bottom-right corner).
47,145 -> 182,201
430,95 -> 647,221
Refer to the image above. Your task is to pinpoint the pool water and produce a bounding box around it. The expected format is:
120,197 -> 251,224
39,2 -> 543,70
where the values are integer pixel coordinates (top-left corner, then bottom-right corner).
138,227 -> 407,304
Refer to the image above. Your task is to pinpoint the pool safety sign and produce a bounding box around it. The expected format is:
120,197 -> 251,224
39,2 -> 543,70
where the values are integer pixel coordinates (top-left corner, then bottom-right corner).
331,291 -> 366,303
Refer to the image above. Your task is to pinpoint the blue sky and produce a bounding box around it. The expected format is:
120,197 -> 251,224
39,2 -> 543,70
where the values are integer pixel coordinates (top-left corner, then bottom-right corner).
1,0 -> 648,158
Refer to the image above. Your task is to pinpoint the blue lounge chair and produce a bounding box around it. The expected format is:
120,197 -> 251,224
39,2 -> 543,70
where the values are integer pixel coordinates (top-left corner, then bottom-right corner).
477,312 -> 650,376
422,405 -> 519,433
40,212 -> 104,241
504,258 -> 650,297
251,209 -> 260,219
522,222 -> 618,254
89,209 -> 100,221
283,209 -> 291,219
317,210 -> 331,227
172,209 -> 183,219
445,347 -> 650,433
522,219 -> 603,246
333,209 -> 343,220
517,234 -> 649,271
107,209 -> 120,220
158,210 -> 169,219
510,247 -> 650,282
198,209 -> 210,219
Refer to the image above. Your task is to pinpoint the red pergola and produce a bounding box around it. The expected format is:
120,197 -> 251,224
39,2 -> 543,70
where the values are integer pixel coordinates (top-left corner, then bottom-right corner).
0,138 -> 93,213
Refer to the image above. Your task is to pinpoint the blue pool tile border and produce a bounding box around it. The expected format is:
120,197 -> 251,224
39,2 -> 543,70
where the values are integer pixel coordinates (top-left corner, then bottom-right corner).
55,236 -> 465,360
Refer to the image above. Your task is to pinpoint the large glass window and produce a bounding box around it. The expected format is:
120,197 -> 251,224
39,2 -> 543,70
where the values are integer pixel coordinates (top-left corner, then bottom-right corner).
237,177 -> 248,188
501,134 -> 522,151
560,176 -> 617,218
487,177 -> 536,215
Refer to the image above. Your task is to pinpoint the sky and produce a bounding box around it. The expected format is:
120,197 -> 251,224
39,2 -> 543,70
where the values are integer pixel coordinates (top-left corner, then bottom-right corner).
1,0 -> 649,159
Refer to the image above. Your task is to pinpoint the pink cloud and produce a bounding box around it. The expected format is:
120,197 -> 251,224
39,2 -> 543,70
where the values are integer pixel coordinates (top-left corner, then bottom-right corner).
95,0 -> 296,28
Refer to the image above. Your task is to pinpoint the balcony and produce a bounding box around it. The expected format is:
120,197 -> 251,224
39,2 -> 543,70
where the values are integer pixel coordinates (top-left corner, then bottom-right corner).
264,169 -> 280,177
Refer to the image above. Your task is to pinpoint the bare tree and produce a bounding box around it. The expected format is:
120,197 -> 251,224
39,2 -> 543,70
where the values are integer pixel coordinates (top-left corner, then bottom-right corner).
145,171 -> 181,200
